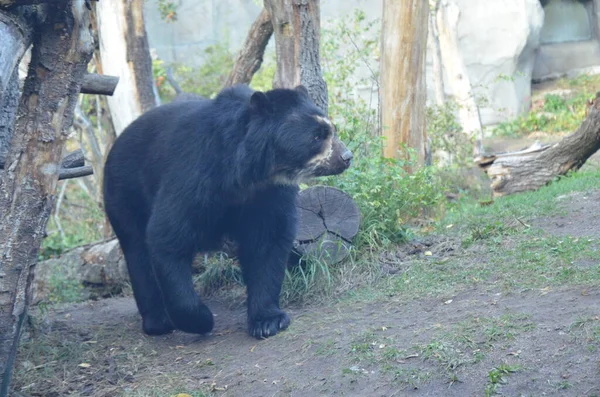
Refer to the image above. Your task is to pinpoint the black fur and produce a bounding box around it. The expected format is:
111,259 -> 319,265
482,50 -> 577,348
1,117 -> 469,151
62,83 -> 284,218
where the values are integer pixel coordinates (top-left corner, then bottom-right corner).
103,84 -> 351,339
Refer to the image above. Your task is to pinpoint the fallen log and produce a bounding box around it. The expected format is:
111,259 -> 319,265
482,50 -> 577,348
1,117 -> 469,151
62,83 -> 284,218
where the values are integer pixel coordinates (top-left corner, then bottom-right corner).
475,94 -> 600,197
32,186 -> 361,303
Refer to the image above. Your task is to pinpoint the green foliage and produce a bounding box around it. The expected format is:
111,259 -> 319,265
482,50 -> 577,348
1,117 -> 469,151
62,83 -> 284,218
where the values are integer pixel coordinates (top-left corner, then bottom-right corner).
46,270 -> 84,304
153,42 -> 235,101
40,232 -> 86,260
318,10 -> 447,247
426,100 -> 475,167
493,73 -> 600,136
249,54 -> 277,92
157,0 -> 178,22
40,182 -> 105,260
281,255 -> 333,305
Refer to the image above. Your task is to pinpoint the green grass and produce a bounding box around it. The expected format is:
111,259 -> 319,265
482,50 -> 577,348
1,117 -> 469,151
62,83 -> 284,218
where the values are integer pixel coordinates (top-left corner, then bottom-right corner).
493,73 -> 600,137
440,166 -> 600,233
484,363 -> 522,396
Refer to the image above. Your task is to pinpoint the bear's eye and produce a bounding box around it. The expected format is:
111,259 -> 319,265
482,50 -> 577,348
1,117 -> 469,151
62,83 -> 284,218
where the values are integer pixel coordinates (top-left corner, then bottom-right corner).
314,134 -> 322,142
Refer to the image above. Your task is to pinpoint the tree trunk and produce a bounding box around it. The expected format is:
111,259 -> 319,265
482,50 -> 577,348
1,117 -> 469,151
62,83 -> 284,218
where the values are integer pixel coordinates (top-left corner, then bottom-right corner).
94,0 -> 157,136
0,9 -> 32,171
436,0 -> 483,156
264,0 -> 328,114
0,1 -> 94,394
428,0 -> 445,106
224,8 -> 273,87
475,95 -> 600,197
380,0 -> 429,169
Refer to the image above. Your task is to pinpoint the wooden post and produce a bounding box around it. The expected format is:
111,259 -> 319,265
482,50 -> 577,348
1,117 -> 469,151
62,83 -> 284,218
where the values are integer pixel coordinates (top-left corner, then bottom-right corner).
380,0 -> 429,168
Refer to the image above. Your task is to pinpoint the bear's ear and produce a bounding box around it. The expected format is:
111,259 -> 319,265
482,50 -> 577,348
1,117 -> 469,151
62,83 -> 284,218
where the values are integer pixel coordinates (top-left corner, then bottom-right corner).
249,91 -> 273,115
294,85 -> 309,98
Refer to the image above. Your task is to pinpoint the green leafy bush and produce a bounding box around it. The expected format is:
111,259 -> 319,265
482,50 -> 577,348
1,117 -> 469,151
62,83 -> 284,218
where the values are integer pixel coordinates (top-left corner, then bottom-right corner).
318,10 -> 448,247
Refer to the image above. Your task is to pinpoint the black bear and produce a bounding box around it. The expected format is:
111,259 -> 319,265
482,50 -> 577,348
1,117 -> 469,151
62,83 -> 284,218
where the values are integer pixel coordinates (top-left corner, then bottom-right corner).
103,84 -> 352,339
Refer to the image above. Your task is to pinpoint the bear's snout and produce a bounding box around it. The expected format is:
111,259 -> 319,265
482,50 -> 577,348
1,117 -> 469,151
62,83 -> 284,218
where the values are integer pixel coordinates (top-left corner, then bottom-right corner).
341,149 -> 353,166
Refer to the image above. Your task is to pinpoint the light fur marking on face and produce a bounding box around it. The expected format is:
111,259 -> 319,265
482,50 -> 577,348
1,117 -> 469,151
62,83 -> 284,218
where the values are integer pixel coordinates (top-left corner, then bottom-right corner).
306,135 -> 333,167
314,115 -> 334,129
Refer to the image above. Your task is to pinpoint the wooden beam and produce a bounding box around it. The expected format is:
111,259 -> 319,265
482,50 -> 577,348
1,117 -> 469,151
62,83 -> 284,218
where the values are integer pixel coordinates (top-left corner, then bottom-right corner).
80,73 -> 119,96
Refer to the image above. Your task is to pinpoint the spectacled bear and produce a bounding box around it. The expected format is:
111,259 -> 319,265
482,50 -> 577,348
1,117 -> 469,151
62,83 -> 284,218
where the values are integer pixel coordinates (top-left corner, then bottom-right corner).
103,84 -> 353,339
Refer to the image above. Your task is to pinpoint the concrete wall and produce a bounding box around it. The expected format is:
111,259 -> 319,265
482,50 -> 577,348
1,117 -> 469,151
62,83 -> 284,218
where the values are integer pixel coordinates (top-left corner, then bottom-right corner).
143,0 -> 600,126
143,0 -> 381,65
533,0 -> 600,80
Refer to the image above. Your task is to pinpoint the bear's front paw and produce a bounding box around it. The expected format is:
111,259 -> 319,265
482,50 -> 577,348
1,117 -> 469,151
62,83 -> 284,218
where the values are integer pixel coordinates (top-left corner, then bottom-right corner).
249,311 -> 291,339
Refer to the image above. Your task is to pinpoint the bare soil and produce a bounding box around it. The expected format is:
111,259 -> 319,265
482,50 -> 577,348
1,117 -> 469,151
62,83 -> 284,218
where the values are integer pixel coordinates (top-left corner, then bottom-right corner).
11,191 -> 600,397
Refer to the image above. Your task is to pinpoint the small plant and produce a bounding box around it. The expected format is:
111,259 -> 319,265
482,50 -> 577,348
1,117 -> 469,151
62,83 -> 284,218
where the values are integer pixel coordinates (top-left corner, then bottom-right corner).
484,363 -> 521,396
157,0 -> 178,22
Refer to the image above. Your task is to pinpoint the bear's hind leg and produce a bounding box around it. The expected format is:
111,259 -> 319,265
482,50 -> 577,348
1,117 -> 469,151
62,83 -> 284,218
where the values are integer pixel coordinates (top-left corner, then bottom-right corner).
120,242 -> 176,335
106,203 -> 175,336
146,212 -> 215,335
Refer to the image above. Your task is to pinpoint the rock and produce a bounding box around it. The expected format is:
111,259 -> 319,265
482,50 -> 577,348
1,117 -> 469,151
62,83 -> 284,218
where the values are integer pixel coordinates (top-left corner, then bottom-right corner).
32,240 -> 129,305
427,0 -> 544,126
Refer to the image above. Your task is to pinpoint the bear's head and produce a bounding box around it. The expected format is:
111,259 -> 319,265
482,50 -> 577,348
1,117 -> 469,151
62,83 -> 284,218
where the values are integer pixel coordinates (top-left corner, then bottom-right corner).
247,85 -> 353,186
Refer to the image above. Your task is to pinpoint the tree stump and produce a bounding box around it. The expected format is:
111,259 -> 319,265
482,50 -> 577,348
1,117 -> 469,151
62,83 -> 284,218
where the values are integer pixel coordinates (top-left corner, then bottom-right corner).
291,185 -> 361,265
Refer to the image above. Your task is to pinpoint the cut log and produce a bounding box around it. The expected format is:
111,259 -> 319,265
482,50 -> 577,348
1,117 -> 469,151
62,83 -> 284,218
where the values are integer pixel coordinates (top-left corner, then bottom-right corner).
79,73 -> 119,96
475,94 -> 600,197
292,186 -> 361,264
224,8 -> 273,87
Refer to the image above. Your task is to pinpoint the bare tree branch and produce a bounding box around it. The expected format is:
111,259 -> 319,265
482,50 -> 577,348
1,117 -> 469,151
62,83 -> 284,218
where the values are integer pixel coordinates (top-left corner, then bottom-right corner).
224,8 -> 273,87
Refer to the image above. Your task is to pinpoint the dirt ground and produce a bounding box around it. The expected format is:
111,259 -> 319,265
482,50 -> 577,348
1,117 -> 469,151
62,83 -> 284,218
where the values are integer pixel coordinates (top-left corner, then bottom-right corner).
11,190 -> 600,397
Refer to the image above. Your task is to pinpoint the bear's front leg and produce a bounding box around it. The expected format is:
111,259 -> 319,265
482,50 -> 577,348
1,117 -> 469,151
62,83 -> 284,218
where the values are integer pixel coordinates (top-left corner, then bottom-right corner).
233,185 -> 299,339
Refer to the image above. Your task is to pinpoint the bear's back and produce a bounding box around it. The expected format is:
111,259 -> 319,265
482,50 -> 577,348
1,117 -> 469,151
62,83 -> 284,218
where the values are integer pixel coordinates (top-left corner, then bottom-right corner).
104,86 -> 254,209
